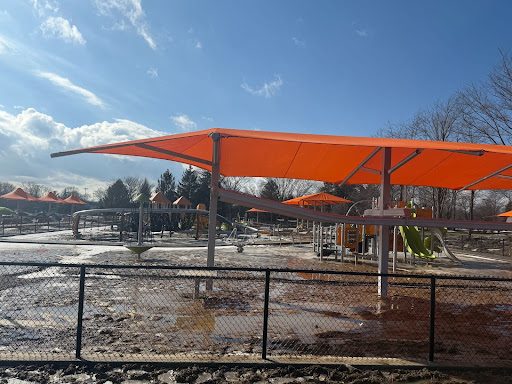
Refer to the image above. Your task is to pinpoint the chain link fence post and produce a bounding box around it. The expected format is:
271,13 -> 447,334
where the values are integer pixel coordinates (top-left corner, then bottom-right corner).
429,276 -> 436,362
76,265 -> 86,359
261,269 -> 271,360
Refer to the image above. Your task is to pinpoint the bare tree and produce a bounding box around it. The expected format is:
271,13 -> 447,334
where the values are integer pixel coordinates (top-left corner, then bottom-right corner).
458,50 -> 512,145
21,182 -> 50,198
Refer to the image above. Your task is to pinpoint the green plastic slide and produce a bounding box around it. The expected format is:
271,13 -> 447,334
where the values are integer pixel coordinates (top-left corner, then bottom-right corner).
399,226 -> 435,259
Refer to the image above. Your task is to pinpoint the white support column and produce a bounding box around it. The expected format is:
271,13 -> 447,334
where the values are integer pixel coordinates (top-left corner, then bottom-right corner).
378,147 -> 392,297
207,133 -> 221,269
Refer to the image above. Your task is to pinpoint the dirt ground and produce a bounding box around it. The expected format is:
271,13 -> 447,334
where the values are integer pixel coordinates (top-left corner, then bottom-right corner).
0,230 -> 511,383
0,363 -> 511,383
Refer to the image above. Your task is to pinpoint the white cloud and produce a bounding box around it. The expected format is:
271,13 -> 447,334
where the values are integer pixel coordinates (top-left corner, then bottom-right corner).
32,0 -> 59,18
0,104 -> 4,109
171,114 -> 197,131
34,71 -> 106,109
202,116 -> 213,123
40,16 -> 86,45
95,0 -> 156,50
292,37 -> 304,46
195,41 -> 202,49
241,75 -> 284,98
356,29 -> 369,37
0,35 -> 17,55
0,108 -> 170,192
13,105 -> 25,110
147,67 -> 158,78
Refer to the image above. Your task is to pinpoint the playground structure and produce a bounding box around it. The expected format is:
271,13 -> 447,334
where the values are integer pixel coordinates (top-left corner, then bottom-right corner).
307,198 -> 461,270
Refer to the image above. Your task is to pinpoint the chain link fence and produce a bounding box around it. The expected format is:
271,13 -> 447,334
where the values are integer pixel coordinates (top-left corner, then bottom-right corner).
0,262 -> 510,366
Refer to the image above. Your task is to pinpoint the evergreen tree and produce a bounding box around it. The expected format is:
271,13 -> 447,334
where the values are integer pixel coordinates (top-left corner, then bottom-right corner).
196,170 -> 212,208
177,166 -> 199,204
138,178 -> 152,198
155,169 -> 177,202
259,179 -> 281,201
101,179 -> 131,208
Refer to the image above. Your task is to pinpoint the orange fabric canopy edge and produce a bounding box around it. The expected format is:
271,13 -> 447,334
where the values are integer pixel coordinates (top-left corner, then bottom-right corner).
51,128 -> 512,190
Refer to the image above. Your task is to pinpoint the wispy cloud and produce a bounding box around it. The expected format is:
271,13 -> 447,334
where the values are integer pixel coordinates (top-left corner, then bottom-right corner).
34,71 -> 106,108
95,0 -> 156,50
0,104 -> 4,109
356,29 -> 369,37
13,105 -> 25,110
40,16 -> 86,45
0,35 -> 17,55
241,75 -> 283,98
171,114 -> 197,131
195,41 -> 202,49
147,67 -> 158,78
32,0 -> 59,18
292,37 -> 305,47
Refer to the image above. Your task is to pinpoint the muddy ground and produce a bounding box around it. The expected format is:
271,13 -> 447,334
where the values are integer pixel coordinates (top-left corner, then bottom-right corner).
0,230 -> 511,383
0,363 -> 511,384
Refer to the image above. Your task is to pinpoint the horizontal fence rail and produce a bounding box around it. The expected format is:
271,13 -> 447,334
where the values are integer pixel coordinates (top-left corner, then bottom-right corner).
0,262 -> 510,366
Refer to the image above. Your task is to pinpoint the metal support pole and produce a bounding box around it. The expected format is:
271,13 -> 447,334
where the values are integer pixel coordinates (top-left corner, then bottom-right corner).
393,226 -> 397,272
207,133 -> 221,290
262,269 -> 271,359
378,147 -> 392,297
341,223 -> 346,262
76,266 -> 86,359
429,276 -> 436,362
137,201 -> 144,245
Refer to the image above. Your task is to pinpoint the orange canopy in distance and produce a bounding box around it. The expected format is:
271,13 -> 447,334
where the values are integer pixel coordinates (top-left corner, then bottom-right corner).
38,192 -> 66,203
63,195 -> 86,205
496,210 -> 512,217
283,192 -> 351,207
247,208 -> 267,213
0,188 -> 38,201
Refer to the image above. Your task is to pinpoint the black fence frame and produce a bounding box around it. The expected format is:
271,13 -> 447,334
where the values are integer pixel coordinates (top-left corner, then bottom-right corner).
0,261 -> 510,364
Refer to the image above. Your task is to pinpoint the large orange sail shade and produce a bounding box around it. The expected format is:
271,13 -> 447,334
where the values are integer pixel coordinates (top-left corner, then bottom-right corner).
51,128 -> 512,190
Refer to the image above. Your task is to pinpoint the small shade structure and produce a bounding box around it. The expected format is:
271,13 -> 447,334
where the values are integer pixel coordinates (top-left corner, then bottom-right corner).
247,207 -> 267,222
0,188 -> 38,211
38,192 -> 66,213
150,191 -> 172,209
63,194 -> 86,214
496,210 -> 512,223
283,193 -> 351,208
51,127 -> 512,296
173,196 -> 192,209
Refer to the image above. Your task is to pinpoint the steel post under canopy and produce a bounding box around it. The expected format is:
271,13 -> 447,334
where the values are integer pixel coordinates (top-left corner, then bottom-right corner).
378,147 -> 392,297
207,133 -> 221,268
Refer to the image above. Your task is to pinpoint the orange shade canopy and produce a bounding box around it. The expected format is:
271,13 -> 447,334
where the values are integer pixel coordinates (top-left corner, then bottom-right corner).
283,192 -> 351,206
247,208 -> 267,213
38,192 -> 66,203
63,195 -> 86,205
51,128 -> 512,190
0,188 -> 38,201
496,210 -> 512,217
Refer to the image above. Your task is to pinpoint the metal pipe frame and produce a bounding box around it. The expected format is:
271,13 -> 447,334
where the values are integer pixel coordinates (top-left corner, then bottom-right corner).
338,147 -> 382,186
459,163 -> 512,191
217,187 -> 512,231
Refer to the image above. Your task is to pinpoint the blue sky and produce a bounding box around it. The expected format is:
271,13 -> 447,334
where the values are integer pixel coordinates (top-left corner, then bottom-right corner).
0,0 -> 511,194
